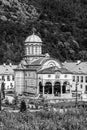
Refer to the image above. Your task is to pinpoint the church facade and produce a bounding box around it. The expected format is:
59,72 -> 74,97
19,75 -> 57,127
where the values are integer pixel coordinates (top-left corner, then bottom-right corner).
14,32 -> 73,98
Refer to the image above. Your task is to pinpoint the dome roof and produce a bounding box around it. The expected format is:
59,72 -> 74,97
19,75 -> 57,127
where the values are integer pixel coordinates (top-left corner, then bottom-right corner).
25,33 -> 42,43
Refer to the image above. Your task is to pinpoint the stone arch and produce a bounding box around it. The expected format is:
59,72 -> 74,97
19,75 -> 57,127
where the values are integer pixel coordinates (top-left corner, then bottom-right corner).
39,81 -> 43,94
44,82 -> 52,94
54,81 -> 61,96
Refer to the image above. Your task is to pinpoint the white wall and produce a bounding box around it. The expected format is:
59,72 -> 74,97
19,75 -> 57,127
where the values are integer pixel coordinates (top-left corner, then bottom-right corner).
0,75 -> 14,90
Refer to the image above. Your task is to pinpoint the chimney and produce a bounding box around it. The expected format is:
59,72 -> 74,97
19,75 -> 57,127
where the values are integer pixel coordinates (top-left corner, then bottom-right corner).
9,63 -> 12,67
76,60 -> 81,65
3,63 -> 6,67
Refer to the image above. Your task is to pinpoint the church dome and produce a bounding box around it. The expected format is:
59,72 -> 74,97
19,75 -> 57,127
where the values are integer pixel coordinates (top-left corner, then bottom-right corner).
25,33 -> 42,43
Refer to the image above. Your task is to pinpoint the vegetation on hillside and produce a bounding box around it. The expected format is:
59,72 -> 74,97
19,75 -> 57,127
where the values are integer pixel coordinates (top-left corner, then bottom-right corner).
0,0 -> 87,64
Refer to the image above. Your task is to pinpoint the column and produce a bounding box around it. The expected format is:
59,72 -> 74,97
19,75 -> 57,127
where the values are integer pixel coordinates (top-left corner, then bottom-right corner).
43,86 -> 44,96
61,82 -> 63,96
33,45 -> 35,55
40,46 -> 42,54
32,45 -> 33,54
52,86 -> 54,95
30,46 -> 32,54
52,82 -> 54,95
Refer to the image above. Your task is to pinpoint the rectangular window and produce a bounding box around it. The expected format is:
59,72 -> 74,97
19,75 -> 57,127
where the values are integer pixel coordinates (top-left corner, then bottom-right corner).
7,75 -> 10,81
64,74 -> 67,78
2,75 -> 5,81
72,76 -> 75,82
12,76 -> 14,81
80,84 -> 83,89
81,76 -> 83,82
10,83 -> 13,88
48,74 -> 51,78
77,76 -> 79,82
85,85 -> 87,91
85,76 -> 87,83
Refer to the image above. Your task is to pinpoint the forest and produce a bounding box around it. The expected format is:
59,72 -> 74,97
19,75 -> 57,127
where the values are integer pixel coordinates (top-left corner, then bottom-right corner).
0,0 -> 87,64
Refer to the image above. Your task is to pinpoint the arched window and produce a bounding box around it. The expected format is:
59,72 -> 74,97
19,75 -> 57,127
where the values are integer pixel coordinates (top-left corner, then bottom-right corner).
54,82 -> 61,96
62,81 -> 67,93
44,82 -> 52,94
39,82 -> 43,94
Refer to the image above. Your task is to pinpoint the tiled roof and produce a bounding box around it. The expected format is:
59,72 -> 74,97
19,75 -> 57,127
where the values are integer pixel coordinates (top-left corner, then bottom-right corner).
37,66 -> 72,74
63,61 -> 87,74
0,65 -> 17,75
30,57 -> 44,65
30,56 -> 62,67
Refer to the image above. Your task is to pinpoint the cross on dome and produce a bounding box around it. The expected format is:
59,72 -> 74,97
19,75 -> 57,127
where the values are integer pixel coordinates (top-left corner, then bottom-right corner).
32,27 -> 36,35
25,28 -> 42,43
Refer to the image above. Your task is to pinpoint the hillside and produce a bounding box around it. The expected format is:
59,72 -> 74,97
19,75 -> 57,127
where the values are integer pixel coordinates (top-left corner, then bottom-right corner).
0,0 -> 87,64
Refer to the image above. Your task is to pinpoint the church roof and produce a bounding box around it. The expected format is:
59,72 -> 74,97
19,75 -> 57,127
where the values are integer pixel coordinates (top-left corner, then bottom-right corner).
25,33 -> 42,43
30,56 -> 62,67
63,61 -> 87,74
37,66 -> 72,74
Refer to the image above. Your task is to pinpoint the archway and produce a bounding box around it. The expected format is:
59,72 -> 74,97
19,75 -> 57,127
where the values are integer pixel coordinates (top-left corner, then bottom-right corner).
44,82 -> 52,94
62,81 -> 68,93
54,82 -> 61,96
39,82 -> 43,94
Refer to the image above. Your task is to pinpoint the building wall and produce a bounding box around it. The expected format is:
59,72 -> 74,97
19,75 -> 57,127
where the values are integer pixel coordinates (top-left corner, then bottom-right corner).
0,75 -> 14,89
37,73 -> 72,95
15,71 -> 25,95
24,71 -> 37,94
72,74 -> 87,93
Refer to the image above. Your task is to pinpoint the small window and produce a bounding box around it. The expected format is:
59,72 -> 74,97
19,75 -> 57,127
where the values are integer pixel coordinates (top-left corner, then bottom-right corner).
12,76 -> 14,81
25,72 -> 27,77
2,75 -> 5,81
48,74 -> 51,78
72,76 -> 75,82
7,76 -> 10,81
55,74 -> 60,79
85,85 -> 87,91
77,76 -> 79,82
64,74 -> 67,78
85,76 -> 87,83
80,84 -> 83,89
10,83 -> 13,88
81,76 -> 83,82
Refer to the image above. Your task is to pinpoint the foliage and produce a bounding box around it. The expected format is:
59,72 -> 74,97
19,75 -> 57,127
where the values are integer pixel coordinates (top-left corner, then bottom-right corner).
0,0 -> 87,63
0,108 -> 87,130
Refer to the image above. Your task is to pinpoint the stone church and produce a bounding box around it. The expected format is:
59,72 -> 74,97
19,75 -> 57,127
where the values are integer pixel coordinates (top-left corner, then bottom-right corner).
14,31 -> 72,98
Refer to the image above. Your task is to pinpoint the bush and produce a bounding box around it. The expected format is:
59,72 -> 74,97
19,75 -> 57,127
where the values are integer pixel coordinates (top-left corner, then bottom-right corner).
4,98 -> 9,105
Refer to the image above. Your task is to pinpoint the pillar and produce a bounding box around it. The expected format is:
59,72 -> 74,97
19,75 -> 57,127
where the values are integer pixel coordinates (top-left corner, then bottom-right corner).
52,86 -> 54,95
43,86 -> 44,96
61,82 -> 63,96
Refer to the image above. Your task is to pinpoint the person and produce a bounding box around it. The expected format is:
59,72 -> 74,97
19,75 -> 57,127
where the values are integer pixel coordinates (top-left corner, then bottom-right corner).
1,81 -> 5,99
20,99 -> 26,112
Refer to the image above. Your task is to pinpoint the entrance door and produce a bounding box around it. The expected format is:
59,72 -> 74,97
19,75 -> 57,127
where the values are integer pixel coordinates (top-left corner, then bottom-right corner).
54,82 -> 61,96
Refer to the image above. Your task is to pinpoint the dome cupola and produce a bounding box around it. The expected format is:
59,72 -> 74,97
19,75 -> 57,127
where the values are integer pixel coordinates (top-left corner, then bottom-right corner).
24,28 -> 44,64
25,28 -> 42,56
25,33 -> 42,43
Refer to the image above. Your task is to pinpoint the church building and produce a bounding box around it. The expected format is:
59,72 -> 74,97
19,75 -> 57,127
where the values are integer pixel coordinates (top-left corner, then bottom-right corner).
14,32 -> 73,99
